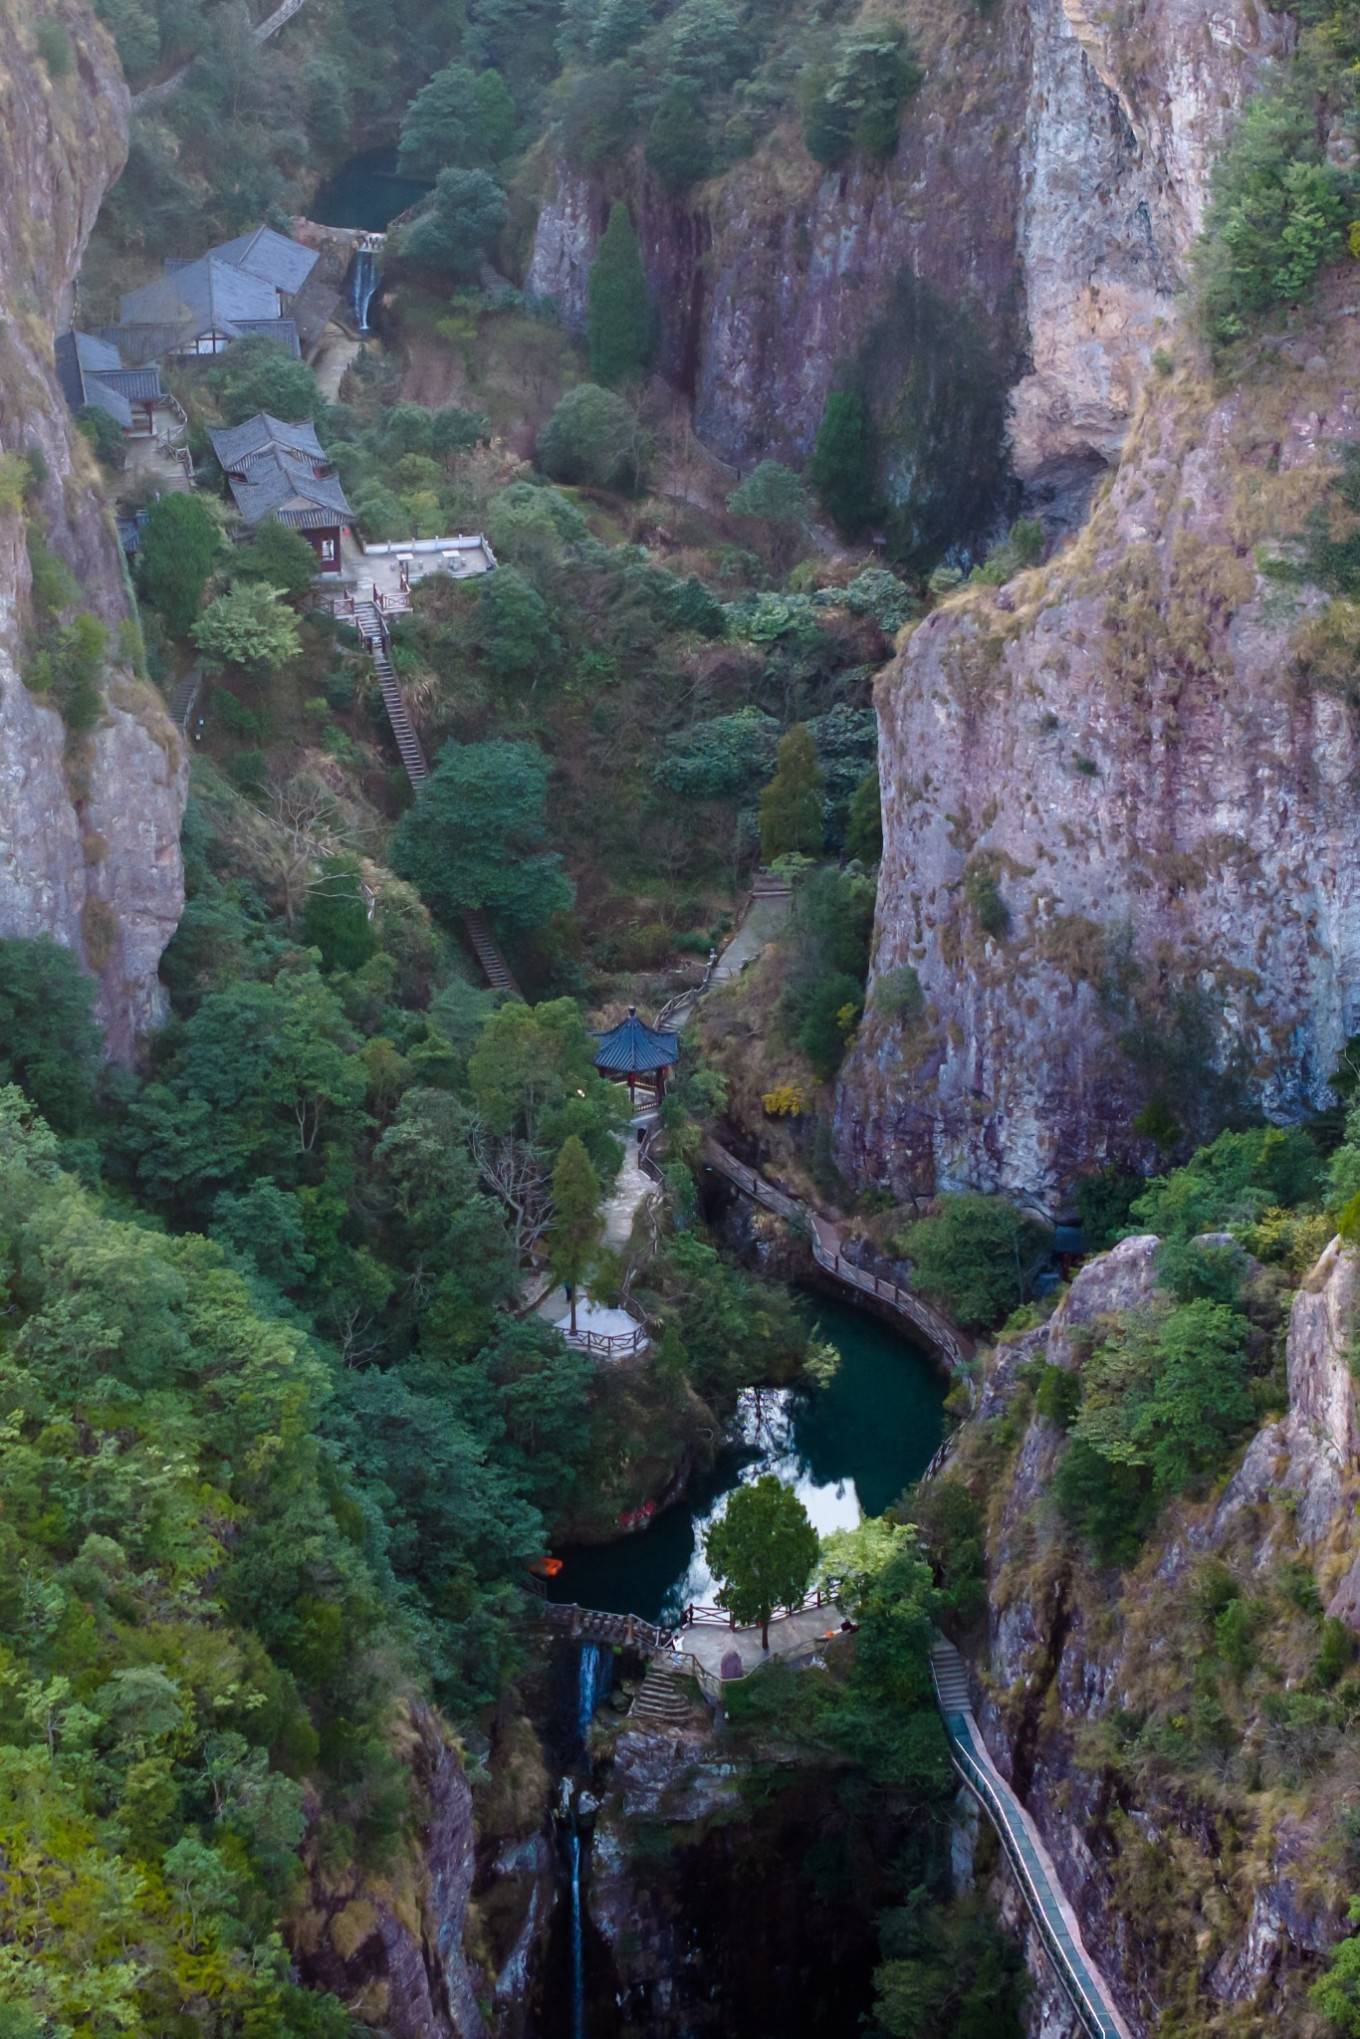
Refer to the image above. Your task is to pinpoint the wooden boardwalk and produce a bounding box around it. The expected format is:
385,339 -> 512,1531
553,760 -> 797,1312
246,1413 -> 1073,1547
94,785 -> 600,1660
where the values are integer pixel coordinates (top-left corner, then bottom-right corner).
930,1639 -> 1133,2039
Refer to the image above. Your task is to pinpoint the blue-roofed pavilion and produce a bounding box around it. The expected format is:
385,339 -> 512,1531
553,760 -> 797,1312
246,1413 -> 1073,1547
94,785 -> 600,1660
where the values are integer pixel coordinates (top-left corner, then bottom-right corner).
592,1005 -> 679,1102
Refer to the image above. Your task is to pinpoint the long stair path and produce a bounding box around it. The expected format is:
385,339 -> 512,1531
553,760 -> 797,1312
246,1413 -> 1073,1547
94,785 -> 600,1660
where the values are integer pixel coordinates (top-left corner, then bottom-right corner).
352,598 -> 523,1000
929,1638 -> 1133,2039
132,0 -> 306,109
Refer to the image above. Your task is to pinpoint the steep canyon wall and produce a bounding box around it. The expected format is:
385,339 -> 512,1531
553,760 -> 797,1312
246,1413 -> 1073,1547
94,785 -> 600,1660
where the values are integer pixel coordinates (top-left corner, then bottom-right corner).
953,1235 -> 1360,2029
528,0 -> 1287,501
0,1 -> 185,1056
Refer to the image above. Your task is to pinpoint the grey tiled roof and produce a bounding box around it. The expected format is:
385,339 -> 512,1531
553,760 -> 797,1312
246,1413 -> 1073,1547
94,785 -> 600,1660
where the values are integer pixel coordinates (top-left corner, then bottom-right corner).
207,226 -> 319,297
55,330 -> 163,423
209,413 -> 351,529
91,366 -> 165,401
82,378 -> 133,429
231,318 -> 301,356
74,331 -> 123,372
209,412 -> 324,469
119,255 -> 281,330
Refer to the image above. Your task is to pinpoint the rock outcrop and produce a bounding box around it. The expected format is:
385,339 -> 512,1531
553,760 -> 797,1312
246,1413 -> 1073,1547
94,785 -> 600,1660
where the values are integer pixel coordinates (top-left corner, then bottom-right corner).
0,2 -> 185,1055
293,1706 -> 487,2038
836,287 -> 1360,1205
527,0 -> 1286,514
949,1237 -> 1358,2031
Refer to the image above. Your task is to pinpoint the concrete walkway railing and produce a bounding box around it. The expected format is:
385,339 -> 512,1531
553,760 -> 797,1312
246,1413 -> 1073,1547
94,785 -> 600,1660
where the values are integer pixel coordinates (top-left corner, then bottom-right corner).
929,1639 -> 1133,2039
701,1137 -> 973,1384
132,0 -> 306,109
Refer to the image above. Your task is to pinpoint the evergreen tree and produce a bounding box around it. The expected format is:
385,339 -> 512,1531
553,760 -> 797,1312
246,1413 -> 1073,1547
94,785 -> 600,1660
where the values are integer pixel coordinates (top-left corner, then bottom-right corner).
138,493 -> 224,639
726,460 -> 813,568
402,168 -> 508,278
846,766 -> 883,863
302,856 -> 376,973
549,1134 -> 602,1333
587,202 -> 653,386
703,1474 -> 820,1648
809,387 -> 880,535
233,517 -> 319,601
398,63 -> 517,176
390,738 -> 573,934
589,0 -> 653,63
758,723 -> 825,862
646,82 -> 712,191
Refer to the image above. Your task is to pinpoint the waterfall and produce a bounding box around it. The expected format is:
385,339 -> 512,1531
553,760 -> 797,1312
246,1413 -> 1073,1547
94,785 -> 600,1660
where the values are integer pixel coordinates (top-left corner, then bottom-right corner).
576,1641 -> 611,1746
567,1814 -> 586,2039
349,244 -> 379,334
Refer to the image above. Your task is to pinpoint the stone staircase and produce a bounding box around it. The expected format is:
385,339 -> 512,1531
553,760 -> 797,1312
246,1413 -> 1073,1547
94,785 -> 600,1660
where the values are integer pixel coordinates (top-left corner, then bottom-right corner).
353,601 -> 523,1000
355,601 -> 429,786
463,908 -> 520,996
929,1637 -> 972,1715
630,1664 -> 691,1725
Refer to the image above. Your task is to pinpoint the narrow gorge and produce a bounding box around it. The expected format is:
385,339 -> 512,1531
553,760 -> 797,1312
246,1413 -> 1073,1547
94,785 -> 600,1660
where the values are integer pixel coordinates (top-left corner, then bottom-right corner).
3,0 -> 1360,2034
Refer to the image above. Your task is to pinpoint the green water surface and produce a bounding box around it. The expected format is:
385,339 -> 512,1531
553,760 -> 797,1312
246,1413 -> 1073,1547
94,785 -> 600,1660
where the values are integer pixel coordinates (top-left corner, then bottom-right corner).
311,147 -> 431,231
549,1294 -> 946,1628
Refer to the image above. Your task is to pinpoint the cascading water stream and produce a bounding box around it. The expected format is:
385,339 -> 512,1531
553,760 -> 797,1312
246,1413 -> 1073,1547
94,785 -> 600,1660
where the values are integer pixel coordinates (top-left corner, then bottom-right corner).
576,1641 -> 611,1746
349,244 -> 379,334
567,1813 -> 586,2039
559,1641 -> 612,2038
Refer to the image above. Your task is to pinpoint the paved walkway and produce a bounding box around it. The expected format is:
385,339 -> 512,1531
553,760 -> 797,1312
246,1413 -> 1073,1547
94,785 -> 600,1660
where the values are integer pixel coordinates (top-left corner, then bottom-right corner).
930,1639 -> 1132,2039
675,1602 -> 849,1679
702,1138 -> 972,1378
312,328 -> 362,403
660,883 -> 792,1032
603,1130 -> 654,1249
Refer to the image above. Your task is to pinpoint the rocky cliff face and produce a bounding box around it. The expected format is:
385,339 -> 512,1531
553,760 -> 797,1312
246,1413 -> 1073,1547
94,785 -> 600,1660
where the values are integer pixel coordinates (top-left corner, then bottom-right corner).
293,1706 -> 487,2038
949,1237 -> 1358,2032
528,0 -> 1286,513
0,1 -> 185,1055
836,283 -> 1360,1205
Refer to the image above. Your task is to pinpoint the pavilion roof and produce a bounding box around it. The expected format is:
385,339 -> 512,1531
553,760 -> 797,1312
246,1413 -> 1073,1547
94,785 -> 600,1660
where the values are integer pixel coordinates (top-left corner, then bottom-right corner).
592,1006 -> 679,1074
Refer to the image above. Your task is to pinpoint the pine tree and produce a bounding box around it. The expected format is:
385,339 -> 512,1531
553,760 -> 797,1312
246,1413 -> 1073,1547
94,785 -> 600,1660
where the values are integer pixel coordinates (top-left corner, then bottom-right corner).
809,388 -> 879,535
587,202 -> 653,387
549,1135 -> 602,1334
703,1474 -> 820,1649
758,724 -> 825,863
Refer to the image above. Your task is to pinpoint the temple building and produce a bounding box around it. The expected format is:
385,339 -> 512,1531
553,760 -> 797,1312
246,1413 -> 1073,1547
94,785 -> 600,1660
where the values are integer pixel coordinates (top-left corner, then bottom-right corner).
208,413 -> 353,573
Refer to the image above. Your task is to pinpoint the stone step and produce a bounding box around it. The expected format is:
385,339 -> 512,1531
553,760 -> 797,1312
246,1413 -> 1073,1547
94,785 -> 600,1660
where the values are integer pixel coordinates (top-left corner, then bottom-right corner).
631,1668 -> 690,1722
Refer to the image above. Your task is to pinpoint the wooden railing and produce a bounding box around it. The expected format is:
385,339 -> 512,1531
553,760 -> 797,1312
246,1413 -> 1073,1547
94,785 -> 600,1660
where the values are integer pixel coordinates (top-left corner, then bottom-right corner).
560,1319 -> 649,1360
676,1583 -> 840,1630
700,1138 -> 973,1385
